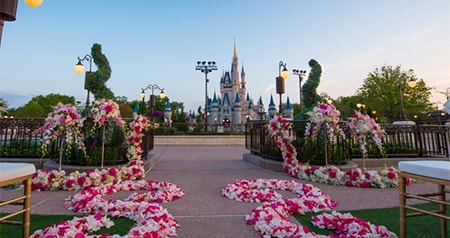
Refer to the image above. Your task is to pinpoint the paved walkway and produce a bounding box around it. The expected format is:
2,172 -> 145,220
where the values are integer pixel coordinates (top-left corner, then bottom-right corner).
0,146 -> 440,237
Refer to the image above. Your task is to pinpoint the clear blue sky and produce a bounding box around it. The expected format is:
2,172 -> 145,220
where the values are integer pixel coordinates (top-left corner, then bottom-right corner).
1,0 -> 449,113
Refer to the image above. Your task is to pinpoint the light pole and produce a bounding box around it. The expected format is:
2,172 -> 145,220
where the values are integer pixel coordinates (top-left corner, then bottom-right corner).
356,103 -> 366,113
141,84 -> 165,119
394,73 -> 416,124
0,0 -> 43,47
195,61 -> 217,132
276,61 -> 289,114
292,69 -> 306,111
74,54 -> 93,108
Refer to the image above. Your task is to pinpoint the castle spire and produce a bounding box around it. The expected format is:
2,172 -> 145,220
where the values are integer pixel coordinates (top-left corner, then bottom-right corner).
233,38 -> 238,59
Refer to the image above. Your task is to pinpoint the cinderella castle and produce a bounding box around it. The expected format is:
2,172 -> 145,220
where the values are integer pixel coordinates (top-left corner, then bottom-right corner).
187,43 -> 294,131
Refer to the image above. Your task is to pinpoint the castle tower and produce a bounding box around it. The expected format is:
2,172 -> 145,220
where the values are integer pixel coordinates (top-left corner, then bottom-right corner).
284,96 -> 294,120
268,95 -> 277,118
164,100 -> 172,127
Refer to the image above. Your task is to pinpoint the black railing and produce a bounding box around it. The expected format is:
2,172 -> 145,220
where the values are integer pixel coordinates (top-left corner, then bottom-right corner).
0,118 -> 154,161
246,121 -> 450,161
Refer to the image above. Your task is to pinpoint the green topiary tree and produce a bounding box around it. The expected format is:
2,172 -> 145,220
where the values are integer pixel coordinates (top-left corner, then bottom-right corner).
86,43 -> 115,100
302,59 -> 322,110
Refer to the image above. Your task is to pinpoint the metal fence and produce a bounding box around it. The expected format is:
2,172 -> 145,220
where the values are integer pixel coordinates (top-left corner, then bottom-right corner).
246,120 -> 450,161
0,118 -> 154,160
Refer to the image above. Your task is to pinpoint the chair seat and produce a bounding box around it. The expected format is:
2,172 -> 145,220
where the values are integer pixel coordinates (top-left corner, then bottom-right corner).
0,163 -> 36,183
398,160 -> 450,181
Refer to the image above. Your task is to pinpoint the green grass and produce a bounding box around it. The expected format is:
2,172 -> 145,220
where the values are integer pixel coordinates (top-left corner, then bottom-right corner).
295,203 -> 449,238
0,214 -> 134,238
1,203 -> 448,237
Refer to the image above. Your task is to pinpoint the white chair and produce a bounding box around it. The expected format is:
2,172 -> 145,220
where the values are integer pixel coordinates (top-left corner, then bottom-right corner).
0,163 -> 36,238
399,160 -> 450,238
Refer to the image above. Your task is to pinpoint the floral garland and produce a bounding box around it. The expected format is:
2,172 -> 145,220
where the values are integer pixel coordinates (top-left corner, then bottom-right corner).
222,179 -> 396,237
268,116 -> 411,188
31,160 -> 145,191
125,115 -> 159,161
35,102 -> 86,156
30,180 -> 185,237
346,110 -> 386,160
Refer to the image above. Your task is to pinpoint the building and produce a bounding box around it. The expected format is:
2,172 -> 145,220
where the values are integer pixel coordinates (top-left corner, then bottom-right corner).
187,43 -> 294,131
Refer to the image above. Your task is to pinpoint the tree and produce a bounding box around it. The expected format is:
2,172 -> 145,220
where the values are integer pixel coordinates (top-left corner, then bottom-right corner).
356,65 -> 433,122
86,43 -> 114,100
302,59 -> 322,110
9,94 -> 76,118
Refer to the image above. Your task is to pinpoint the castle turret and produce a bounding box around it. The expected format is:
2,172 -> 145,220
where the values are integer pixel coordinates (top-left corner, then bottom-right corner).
164,100 -> 172,127
284,96 -> 294,120
268,95 -> 277,118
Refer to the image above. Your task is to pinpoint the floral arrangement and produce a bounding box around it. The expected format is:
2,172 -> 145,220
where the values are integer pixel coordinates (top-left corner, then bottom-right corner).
346,110 -> 386,164
31,180 -> 184,237
31,160 -> 145,191
268,116 -> 411,188
35,102 -> 86,156
125,115 -> 159,161
90,98 -> 125,128
305,103 -> 343,141
222,179 -> 396,237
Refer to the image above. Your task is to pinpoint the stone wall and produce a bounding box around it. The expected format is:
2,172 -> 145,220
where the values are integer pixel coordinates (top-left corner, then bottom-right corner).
154,135 -> 245,146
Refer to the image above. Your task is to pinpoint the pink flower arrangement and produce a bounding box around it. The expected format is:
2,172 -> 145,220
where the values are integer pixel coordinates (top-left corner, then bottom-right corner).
35,102 -> 85,156
31,160 -> 145,191
267,116 -> 412,188
222,179 -> 397,237
312,211 -> 396,237
346,110 -> 386,161
31,180 -> 184,237
90,98 -> 125,128
305,103 -> 343,141
125,115 -> 159,161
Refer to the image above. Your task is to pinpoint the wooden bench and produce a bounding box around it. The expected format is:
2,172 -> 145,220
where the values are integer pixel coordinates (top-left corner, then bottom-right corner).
399,160 -> 450,238
0,163 -> 36,238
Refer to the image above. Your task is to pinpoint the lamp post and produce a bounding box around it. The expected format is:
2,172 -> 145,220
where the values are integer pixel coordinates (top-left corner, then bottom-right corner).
141,84 -> 165,118
195,61 -> 217,132
276,61 -> 289,114
0,0 -> 42,47
356,103 -> 365,113
394,73 -> 416,125
74,54 -> 93,108
292,69 -> 306,111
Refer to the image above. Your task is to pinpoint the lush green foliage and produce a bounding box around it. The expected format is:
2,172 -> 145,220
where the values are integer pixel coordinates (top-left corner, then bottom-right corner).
356,65 -> 434,123
301,59 -> 323,110
9,94 -> 75,118
87,43 -> 114,100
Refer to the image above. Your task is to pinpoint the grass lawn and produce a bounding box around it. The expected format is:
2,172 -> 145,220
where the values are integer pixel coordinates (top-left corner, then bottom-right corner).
1,203 -> 448,237
296,202 -> 449,238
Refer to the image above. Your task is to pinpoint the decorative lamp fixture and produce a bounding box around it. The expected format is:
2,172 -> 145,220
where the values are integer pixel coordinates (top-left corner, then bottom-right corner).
73,54 -> 93,107
24,0 -> 43,8
394,73 -> 417,124
276,61 -> 289,114
74,60 -> 84,74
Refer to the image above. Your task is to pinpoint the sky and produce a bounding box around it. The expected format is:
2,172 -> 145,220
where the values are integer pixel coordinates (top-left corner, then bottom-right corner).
1,0 -> 449,113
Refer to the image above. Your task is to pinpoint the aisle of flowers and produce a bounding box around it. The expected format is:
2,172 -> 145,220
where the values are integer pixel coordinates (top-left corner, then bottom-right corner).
28,100 -> 406,237
30,101 -> 186,237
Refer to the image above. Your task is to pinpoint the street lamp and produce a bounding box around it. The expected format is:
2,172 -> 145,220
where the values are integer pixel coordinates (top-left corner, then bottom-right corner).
0,0 -> 43,47
276,61 -> 289,114
195,61 -> 217,132
141,84 -> 165,118
74,54 -> 93,108
356,103 -> 365,113
394,73 -> 416,125
292,69 -> 307,111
